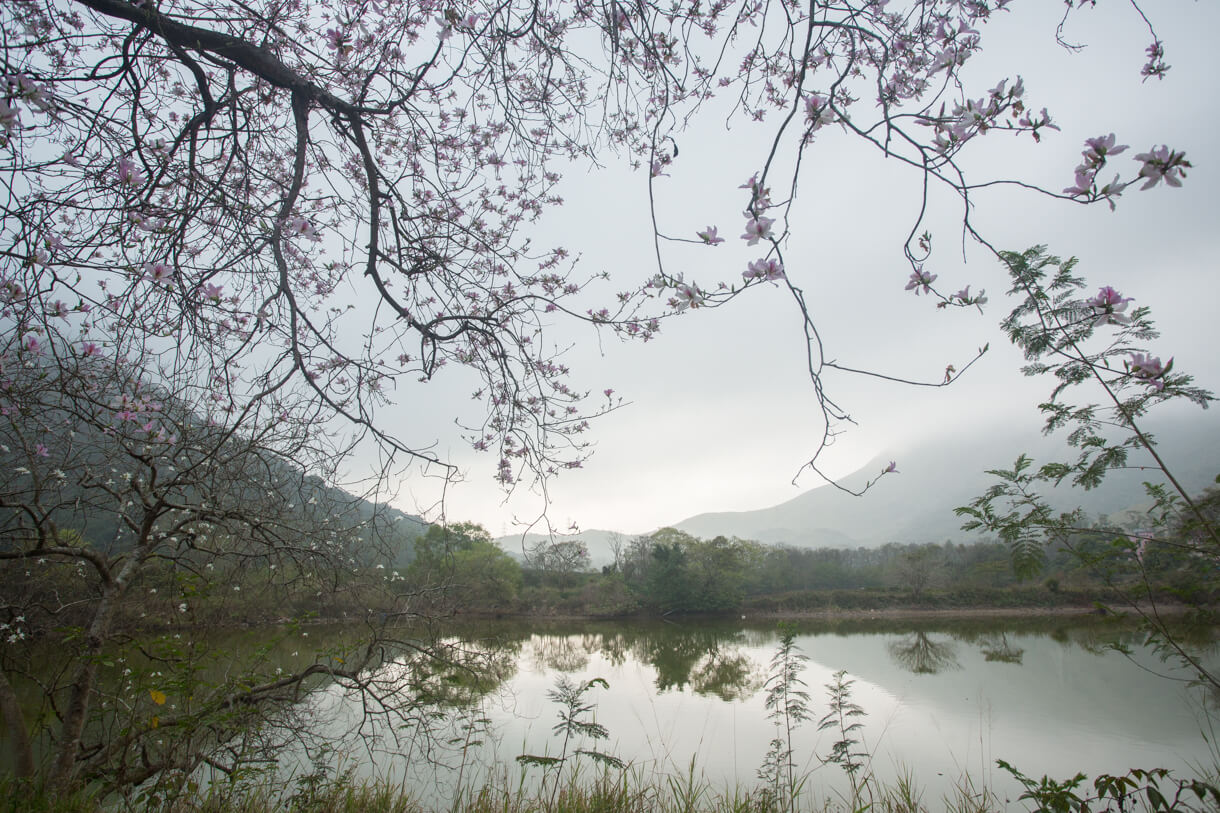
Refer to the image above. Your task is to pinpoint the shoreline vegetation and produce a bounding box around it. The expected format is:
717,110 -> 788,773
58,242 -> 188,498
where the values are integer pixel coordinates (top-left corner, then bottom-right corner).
39,520 -> 1211,637
0,769 -> 1048,813
122,586 -> 1209,631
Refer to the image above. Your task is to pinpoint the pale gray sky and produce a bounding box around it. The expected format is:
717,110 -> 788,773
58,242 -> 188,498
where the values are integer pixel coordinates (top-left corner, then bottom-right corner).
391,2 -> 1220,537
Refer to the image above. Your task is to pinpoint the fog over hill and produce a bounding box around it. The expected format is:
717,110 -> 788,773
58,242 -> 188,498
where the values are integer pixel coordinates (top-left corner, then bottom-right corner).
499,411 -> 1220,567
674,412 -> 1220,548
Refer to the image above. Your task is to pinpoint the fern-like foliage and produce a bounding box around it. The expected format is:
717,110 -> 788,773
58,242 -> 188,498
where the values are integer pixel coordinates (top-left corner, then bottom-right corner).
758,623 -> 811,813
517,675 -> 624,806
818,669 -> 869,792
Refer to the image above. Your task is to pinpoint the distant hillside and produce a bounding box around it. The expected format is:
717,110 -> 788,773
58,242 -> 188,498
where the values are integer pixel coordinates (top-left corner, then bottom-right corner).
2,388 -> 428,566
672,414 -> 1220,549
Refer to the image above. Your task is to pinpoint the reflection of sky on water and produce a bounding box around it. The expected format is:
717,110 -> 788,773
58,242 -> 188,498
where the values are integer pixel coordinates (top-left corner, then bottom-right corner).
494,627 -> 1213,805
290,621 -> 1218,807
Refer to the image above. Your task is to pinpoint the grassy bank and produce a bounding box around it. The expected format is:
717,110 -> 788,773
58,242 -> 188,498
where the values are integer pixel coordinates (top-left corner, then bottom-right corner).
0,767 -> 1004,813
8,757 -> 1218,813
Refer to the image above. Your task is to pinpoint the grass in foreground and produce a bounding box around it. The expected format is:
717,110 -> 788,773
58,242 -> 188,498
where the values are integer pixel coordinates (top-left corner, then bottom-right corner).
0,767 -> 1009,813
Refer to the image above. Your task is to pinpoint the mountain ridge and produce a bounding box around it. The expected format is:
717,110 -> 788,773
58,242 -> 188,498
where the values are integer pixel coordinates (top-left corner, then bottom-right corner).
497,413 -> 1220,566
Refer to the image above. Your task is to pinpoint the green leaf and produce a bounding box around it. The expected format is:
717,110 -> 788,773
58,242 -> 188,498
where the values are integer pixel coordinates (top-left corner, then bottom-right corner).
575,749 -> 625,769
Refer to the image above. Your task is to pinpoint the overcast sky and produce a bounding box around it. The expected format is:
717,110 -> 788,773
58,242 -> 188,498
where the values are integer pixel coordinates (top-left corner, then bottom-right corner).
385,2 -> 1220,538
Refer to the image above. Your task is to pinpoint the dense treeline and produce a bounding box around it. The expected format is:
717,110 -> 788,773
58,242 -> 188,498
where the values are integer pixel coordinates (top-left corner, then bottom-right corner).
19,499 -> 1208,634
396,511 -> 1214,617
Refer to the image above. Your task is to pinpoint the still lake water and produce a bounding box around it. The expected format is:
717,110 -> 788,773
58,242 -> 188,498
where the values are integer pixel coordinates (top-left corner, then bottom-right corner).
290,616 -> 1220,807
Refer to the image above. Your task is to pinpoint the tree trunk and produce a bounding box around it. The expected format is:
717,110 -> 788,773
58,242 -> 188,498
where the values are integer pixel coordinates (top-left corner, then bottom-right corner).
48,541 -> 147,792
0,668 -> 35,779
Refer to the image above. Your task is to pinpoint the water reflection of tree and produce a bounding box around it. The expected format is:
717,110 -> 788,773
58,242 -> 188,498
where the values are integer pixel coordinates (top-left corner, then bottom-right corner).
689,648 -> 763,701
525,634 -> 596,673
506,623 -> 761,695
979,633 -> 1025,664
888,632 -> 960,674
400,641 -> 520,708
636,630 -> 712,692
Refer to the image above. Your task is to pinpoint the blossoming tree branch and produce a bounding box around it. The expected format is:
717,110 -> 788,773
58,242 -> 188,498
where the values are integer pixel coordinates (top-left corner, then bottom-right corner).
0,0 -> 1189,492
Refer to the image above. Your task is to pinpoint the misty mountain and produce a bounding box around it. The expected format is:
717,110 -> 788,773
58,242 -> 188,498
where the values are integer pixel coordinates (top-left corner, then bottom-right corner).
494,414 -> 1220,565
673,414 -> 1220,549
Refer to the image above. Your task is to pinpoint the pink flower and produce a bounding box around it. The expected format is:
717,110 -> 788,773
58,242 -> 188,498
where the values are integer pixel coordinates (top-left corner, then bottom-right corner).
953,286 -> 987,308
35,443 -> 48,457
603,388 -> 614,397
741,217 -> 774,245
1085,286 -> 1133,327
286,216 -> 321,241
696,226 -> 724,245
1127,352 -> 1171,391
21,333 -> 39,353
1135,146 -> 1190,190
1142,40 -> 1169,80
1096,175 -> 1129,211
883,461 -> 898,474
9,74 -> 50,111
115,157 -> 145,187
1132,534 -> 1149,563
739,172 -> 772,209
0,281 -> 23,302
1063,169 -> 1093,197
199,282 -> 224,302
80,341 -> 100,357
804,93 -> 835,129
0,99 -> 20,135
143,261 -> 173,284
1082,133 -> 1128,165
743,257 -> 785,282
671,282 -> 705,311
905,267 -> 936,295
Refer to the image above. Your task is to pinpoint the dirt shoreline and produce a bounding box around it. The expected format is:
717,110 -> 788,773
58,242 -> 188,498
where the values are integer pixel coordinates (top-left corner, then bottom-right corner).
469,603 -> 1206,624
749,605 -> 1116,620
